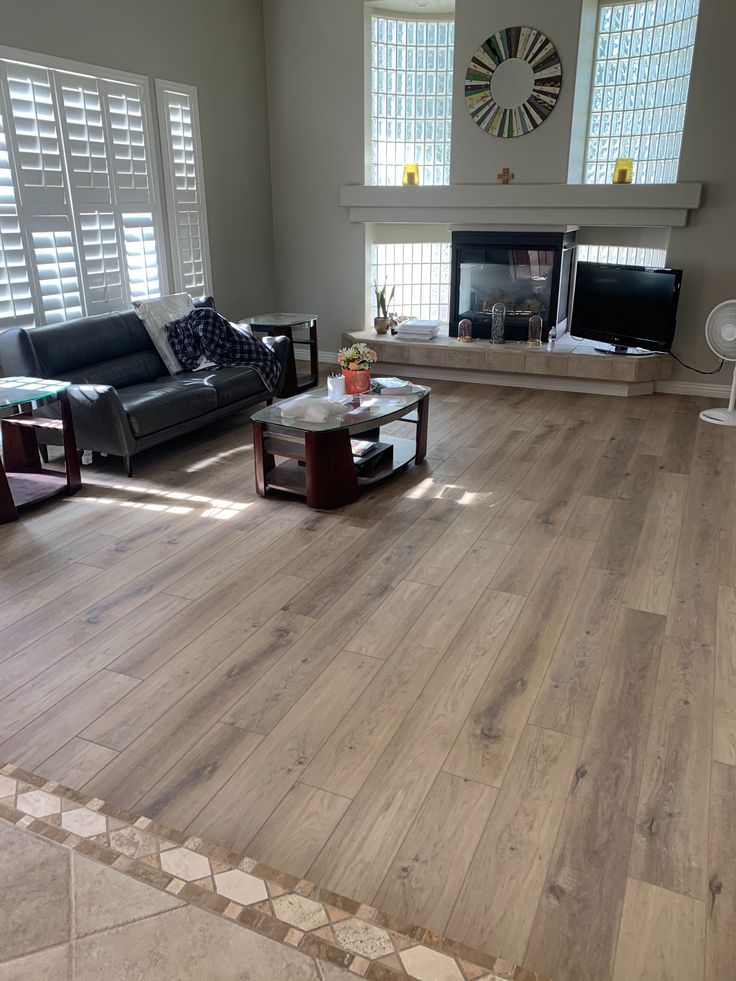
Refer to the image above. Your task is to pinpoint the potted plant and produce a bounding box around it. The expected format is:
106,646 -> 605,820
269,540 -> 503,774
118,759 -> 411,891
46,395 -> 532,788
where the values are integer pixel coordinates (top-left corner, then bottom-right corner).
337,342 -> 378,395
374,282 -> 395,334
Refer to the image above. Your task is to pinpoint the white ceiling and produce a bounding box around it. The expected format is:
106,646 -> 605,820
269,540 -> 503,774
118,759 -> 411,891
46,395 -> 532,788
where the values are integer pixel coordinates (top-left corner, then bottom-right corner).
366,0 -> 455,15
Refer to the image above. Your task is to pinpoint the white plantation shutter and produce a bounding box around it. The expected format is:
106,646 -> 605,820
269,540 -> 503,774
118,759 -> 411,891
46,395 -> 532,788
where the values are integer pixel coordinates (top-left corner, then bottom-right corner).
156,79 -> 210,294
30,217 -> 82,323
0,47 -> 175,327
0,105 -> 34,327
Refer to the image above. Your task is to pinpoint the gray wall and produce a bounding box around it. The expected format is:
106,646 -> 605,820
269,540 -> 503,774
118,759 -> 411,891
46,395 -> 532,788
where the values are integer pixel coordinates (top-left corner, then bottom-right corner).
263,0 -> 367,355
667,0 -> 736,383
0,0 -> 277,321
264,0 -> 735,385
451,0 -> 584,184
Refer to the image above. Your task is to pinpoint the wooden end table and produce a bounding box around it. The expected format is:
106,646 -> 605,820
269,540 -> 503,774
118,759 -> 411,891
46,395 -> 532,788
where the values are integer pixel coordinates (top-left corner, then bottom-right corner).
251,386 -> 430,510
240,313 -> 319,394
0,377 -> 82,524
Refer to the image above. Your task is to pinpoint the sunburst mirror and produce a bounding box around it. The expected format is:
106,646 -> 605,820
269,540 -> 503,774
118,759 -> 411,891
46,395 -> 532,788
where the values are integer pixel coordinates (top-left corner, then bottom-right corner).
465,27 -> 562,138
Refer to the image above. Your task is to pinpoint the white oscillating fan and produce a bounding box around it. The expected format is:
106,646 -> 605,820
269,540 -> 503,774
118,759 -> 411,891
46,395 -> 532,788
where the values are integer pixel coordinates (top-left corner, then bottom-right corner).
700,299 -> 736,426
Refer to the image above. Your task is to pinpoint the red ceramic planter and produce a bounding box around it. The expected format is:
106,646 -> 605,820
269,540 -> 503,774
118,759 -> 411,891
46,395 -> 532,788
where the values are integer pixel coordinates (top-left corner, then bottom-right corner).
342,368 -> 371,395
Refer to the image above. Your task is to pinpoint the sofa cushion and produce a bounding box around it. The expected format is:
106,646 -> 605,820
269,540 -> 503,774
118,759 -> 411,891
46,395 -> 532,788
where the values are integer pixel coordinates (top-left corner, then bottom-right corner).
198,366 -> 266,406
28,311 -> 161,377
119,377 -> 217,437
56,351 -> 165,389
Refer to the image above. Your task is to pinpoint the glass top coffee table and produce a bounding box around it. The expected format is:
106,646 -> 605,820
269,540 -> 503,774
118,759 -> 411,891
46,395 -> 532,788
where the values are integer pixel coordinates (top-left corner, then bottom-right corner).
251,385 -> 430,509
0,376 -> 82,523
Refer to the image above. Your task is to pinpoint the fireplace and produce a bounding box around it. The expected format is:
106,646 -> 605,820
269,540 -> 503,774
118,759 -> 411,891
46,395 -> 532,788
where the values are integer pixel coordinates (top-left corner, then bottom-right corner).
449,230 -> 576,342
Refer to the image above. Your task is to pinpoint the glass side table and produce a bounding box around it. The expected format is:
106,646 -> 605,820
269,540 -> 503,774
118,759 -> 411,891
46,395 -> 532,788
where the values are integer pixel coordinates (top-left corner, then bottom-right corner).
0,376 -> 82,524
239,313 -> 319,394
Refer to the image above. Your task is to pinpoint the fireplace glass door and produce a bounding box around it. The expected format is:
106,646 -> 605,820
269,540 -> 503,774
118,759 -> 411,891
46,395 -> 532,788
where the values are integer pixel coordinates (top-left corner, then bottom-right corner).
449,231 -> 575,341
457,247 -> 555,331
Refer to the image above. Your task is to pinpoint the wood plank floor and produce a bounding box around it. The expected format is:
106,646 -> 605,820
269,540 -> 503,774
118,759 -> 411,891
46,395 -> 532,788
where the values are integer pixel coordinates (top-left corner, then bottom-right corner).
1,378 -> 733,981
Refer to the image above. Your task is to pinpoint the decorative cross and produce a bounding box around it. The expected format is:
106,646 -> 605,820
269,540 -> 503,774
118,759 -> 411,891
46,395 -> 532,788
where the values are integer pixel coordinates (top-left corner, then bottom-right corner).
497,167 -> 514,184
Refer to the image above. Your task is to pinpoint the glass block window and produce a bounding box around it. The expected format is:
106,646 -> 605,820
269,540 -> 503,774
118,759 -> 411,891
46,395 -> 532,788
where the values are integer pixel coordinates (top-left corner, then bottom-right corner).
585,0 -> 699,184
578,244 -> 668,265
371,243 -> 451,320
370,15 -> 454,186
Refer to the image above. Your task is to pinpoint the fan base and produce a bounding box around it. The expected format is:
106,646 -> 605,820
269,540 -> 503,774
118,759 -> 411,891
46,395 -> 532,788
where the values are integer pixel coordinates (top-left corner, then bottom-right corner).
700,408 -> 736,426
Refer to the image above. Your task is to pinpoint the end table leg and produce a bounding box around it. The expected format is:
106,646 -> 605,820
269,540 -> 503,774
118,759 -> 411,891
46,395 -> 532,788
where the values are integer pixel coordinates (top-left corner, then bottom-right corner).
0,461 -> 18,523
60,391 -> 82,493
415,395 -> 429,464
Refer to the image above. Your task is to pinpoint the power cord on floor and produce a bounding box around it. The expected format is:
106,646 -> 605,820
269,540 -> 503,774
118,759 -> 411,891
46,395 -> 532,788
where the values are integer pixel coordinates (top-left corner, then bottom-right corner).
669,352 -> 725,375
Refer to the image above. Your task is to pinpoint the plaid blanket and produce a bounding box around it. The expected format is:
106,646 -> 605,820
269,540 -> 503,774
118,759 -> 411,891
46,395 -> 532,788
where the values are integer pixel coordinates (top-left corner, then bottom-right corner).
165,307 -> 280,391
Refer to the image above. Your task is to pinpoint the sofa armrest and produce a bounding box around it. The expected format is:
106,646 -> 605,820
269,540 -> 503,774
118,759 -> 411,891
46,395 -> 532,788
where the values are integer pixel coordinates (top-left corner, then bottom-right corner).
0,327 -> 42,376
262,335 -> 298,398
37,384 -> 135,457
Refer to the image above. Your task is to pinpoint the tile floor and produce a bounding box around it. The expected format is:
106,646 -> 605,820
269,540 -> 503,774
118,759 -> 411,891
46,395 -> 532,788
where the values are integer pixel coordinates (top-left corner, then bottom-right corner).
0,818 -> 359,981
0,765 -> 545,981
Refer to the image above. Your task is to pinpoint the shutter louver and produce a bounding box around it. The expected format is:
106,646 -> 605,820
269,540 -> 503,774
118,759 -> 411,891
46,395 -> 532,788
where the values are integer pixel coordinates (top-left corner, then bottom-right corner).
105,82 -> 151,202
79,210 -> 125,309
0,216 -> 34,327
31,218 -> 82,323
123,212 -> 160,299
57,73 -> 110,200
156,80 -> 210,294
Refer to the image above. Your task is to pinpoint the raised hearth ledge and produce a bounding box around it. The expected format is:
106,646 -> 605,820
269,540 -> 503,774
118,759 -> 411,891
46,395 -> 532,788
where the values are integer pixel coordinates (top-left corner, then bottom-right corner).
342,329 -> 672,397
340,182 -> 703,227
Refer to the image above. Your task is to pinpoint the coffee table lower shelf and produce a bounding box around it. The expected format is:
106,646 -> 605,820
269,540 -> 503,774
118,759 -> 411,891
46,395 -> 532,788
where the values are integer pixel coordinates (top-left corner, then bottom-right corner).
254,429 -> 424,509
6,471 -> 69,509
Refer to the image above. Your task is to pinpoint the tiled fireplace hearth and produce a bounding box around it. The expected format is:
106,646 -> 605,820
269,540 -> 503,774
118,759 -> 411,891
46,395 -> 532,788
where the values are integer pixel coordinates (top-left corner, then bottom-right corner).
342,329 -> 672,397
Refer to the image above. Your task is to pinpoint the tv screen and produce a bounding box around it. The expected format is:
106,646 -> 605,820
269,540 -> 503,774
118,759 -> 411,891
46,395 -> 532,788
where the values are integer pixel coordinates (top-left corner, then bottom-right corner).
571,261 -> 682,353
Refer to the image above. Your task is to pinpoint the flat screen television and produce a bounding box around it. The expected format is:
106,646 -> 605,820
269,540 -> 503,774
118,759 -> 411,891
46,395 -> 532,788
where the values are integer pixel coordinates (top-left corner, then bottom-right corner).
571,261 -> 682,354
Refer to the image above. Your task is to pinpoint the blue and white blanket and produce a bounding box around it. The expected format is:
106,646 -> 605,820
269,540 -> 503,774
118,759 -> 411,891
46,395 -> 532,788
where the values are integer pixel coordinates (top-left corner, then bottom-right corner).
166,307 -> 280,391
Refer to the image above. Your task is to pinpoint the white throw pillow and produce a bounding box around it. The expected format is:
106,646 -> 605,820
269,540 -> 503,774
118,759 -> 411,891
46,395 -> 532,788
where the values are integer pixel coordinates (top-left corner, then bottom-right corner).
133,293 -> 194,375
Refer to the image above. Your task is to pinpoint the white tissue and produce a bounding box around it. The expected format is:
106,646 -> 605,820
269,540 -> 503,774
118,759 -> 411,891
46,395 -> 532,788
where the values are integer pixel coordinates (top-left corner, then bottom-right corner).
280,397 -> 345,423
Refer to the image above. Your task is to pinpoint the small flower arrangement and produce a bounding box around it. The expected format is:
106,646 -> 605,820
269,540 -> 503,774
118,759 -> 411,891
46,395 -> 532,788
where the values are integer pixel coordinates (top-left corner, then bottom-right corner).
337,342 -> 378,371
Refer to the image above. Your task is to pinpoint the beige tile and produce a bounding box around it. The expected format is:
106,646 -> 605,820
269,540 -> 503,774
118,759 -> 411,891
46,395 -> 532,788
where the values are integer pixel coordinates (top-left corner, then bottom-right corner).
332,917 -> 393,959
0,944 -> 70,981
159,846 -> 211,881
567,353 -> 612,379
446,346 -> 485,370
15,789 -> 60,817
410,344 -> 447,367
109,826 -> 159,859
61,807 -> 107,838
399,945 -> 464,981
0,775 -> 17,797
272,893 -> 329,931
0,823 -> 70,961
213,869 -> 268,906
73,904 -> 322,980
485,346 -> 526,372
72,852 -> 183,937
524,351 -> 568,375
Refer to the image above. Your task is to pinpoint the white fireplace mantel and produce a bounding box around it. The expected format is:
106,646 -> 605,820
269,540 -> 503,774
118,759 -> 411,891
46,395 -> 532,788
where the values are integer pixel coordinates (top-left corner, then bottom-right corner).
339,182 -> 703,228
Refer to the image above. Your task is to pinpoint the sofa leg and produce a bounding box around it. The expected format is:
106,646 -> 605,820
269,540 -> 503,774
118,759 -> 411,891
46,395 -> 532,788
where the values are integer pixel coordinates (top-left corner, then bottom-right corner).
38,444 -> 49,464
266,397 -> 274,407
123,456 -> 133,478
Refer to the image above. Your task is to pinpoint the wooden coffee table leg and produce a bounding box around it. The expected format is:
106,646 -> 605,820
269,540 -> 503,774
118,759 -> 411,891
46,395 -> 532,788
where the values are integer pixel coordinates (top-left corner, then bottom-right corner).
252,420 -> 274,497
415,395 -> 429,464
305,429 -> 359,509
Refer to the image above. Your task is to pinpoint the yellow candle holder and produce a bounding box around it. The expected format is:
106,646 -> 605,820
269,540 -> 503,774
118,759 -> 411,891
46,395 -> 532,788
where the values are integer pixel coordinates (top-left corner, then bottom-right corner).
402,163 -> 420,186
612,157 -> 633,184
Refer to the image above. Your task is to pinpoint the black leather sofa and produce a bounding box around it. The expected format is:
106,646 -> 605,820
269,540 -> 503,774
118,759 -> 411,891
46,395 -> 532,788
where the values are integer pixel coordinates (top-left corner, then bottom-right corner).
0,296 -> 294,475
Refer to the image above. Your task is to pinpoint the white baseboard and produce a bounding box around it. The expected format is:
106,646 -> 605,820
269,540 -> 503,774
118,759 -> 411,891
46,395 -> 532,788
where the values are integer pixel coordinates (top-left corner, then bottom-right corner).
654,379 -> 729,397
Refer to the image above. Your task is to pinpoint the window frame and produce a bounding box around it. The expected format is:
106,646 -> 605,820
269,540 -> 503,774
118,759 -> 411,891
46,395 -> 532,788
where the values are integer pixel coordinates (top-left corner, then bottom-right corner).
364,4 -> 455,187
0,43 -> 176,326
575,0 -> 700,185
155,78 -> 211,297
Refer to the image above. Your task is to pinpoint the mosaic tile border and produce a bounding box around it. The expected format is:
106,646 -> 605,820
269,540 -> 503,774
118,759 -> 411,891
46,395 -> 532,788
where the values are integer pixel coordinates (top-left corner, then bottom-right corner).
0,763 -> 550,981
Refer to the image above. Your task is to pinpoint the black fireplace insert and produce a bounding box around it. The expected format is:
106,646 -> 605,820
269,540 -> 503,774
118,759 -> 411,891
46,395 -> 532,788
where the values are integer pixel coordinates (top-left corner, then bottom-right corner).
449,230 -> 576,342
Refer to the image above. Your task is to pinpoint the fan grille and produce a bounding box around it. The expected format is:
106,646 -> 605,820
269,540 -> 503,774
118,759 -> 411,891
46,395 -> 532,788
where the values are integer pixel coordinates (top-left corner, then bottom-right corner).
705,300 -> 736,360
